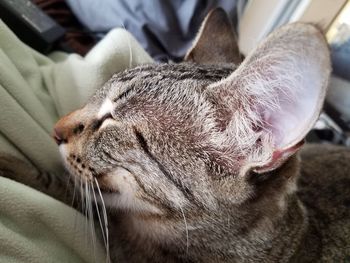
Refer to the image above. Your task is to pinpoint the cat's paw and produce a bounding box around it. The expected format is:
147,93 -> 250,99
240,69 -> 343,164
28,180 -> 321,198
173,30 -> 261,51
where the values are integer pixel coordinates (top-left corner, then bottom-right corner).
0,154 -> 39,183
0,154 -> 73,206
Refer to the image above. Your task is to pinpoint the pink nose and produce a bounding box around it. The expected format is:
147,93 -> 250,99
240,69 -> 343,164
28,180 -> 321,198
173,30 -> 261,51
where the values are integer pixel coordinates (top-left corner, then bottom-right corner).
53,127 -> 66,145
52,109 -> 85,145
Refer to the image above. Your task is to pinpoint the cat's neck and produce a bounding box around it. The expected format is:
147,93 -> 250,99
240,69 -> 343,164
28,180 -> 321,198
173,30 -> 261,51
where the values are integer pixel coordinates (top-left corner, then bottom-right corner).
190,196 -> 308,262
110,157 -> 316,262
114,193 -> 309,262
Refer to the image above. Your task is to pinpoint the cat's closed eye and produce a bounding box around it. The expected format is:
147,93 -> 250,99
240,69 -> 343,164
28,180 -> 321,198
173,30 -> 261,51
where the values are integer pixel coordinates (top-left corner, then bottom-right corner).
92,113 -> 113,131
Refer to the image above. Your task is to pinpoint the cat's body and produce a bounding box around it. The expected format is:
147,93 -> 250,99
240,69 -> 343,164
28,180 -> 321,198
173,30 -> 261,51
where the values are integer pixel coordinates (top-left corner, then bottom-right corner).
295,144 -> 350,262
1,8 -> 349,263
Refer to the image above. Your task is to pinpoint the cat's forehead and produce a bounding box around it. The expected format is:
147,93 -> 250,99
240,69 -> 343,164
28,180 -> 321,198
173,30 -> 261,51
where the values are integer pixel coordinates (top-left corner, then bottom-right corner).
90,63 -> 234,106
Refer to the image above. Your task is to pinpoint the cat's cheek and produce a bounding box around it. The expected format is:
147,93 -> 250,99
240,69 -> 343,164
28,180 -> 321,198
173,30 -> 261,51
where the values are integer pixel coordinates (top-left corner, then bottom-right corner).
97,168 -> 162,214
101,193 -> 162,214
98,167 -> 137,196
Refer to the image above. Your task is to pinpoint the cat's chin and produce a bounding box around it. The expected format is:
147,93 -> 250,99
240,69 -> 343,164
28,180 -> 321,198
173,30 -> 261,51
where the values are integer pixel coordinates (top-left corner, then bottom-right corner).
92,167 -> 164,215
97,191 -> 163,215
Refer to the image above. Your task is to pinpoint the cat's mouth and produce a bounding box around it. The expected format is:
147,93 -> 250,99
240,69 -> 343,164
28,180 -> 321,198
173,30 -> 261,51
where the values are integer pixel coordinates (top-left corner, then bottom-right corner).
64,154 -> 95,180
67,159 -> 120,194
59,146 -> 128,196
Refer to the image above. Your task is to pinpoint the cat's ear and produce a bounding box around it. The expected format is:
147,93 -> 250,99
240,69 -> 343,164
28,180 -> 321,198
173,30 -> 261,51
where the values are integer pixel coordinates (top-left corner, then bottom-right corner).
208,23 -> 331,173
184,8 -> 241,64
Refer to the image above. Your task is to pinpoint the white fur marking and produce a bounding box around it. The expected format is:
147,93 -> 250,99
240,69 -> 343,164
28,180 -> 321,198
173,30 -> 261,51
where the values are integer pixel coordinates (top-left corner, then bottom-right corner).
59,144 -> 68,158
97,167 -> 161,214
98,99 -> 113,118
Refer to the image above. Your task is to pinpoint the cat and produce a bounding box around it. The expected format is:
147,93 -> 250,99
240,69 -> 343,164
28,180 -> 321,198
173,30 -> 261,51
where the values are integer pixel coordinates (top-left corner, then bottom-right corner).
1,7 -> 350,263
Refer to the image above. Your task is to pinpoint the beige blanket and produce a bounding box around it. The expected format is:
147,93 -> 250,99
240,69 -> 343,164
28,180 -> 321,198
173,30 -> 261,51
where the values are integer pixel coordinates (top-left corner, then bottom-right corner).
0,20 -> 153,263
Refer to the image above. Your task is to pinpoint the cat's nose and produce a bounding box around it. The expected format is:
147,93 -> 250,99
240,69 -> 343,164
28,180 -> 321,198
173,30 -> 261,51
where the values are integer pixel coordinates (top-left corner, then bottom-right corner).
53,109 -> 85,145
53,127 -> 66,145
53,117 -> 72,145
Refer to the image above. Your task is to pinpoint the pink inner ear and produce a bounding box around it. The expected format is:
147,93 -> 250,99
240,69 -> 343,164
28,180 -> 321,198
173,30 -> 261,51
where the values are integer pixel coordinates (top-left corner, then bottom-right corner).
259,64 -> 323,150
228,24 -> 329,152
208,23 -> 330,171
261,96 -> 300,148
254,140 -> 304,173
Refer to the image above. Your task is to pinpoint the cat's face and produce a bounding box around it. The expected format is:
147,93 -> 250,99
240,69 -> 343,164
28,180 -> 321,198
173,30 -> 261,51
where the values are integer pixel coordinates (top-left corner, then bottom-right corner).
54,9 -> 330,218
56,63 -> 237,214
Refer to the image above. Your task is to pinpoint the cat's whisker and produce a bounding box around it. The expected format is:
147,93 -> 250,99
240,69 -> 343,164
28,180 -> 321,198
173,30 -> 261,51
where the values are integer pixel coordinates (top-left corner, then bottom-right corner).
87,181 -> 97,263
70,173 -> 77,207
79,178 -> 86,234
80,178 -> 85,215
84,180 -> 89,219
94,178 -> 110,263
72,175 -> 80,238
179,206 -> 189,254
91,181 -> 108,250
82,179 -> 88,248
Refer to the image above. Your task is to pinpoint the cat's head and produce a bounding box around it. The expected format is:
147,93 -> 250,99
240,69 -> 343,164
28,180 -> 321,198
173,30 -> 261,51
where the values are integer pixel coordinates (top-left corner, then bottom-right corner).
54,9 -> 330,217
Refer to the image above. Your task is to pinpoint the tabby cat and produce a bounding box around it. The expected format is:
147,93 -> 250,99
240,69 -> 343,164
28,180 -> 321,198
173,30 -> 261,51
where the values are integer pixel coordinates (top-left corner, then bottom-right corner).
2,8 -> 350,263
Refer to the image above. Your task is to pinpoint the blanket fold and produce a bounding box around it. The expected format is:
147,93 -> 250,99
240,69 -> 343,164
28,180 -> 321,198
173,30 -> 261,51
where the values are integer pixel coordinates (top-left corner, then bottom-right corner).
0,20 -> 153,263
